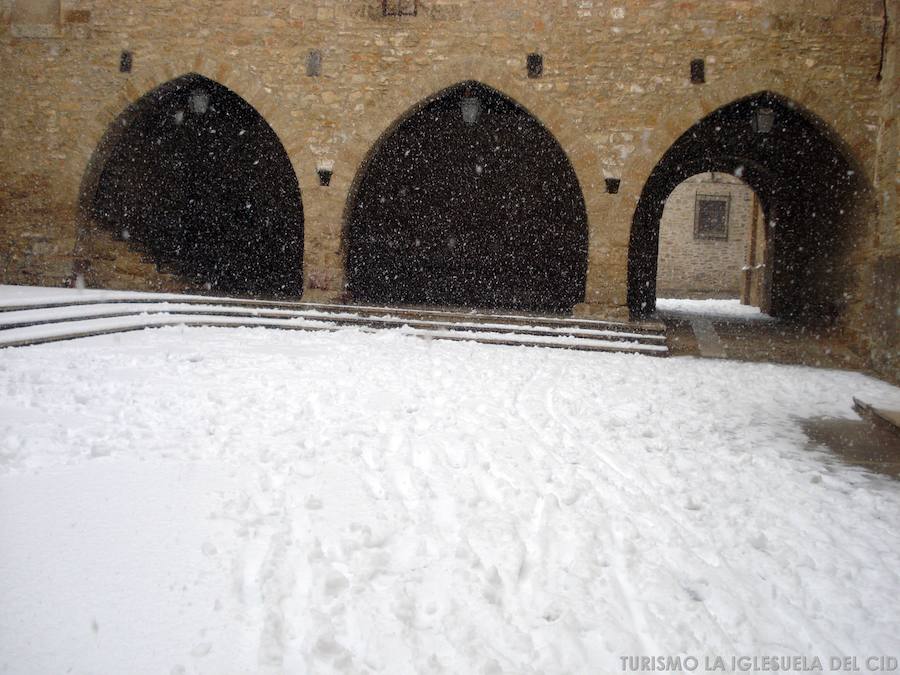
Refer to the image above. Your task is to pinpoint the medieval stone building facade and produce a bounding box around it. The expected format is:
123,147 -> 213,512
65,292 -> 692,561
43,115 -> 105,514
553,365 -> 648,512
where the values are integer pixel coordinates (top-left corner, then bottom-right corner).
0,0 -> 896,377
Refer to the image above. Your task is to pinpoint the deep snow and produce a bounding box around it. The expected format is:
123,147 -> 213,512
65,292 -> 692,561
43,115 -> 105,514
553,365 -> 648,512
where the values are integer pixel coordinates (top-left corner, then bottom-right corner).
1,324 -> 899,674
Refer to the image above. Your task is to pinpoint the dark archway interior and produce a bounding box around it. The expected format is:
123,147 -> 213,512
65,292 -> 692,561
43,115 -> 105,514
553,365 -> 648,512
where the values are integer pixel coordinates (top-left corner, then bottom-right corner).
346,81 -> 588,312
629,92 -> 864,321
89,74 -> 304,296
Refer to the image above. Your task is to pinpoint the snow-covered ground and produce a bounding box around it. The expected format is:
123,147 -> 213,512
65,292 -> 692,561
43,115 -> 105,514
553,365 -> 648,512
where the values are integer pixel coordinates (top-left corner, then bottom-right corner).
656,297 -> 772,321
1,326 -> 900,674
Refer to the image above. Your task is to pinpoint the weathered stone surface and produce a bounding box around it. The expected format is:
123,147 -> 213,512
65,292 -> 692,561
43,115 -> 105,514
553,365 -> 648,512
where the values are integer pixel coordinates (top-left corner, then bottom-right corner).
0,0 -> 896,379
656,173 -> 759,299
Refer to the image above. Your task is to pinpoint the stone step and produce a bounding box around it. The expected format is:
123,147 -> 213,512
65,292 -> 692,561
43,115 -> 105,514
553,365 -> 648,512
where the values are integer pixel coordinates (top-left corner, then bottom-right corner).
853,398 -> 900,437
0,300 -> 668,356
0,295 -> 664,335
0,303 -> 665,346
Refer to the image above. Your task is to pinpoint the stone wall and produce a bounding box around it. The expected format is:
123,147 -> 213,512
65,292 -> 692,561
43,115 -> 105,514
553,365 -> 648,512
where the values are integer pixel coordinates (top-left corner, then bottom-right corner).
656,173 -> 759,300
0,0 -> 896,378
866,0 -> 898,382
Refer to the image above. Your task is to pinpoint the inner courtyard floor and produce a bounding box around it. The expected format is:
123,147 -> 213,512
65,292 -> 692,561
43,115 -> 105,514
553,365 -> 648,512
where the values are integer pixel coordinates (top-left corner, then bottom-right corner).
1,297 -> 899,673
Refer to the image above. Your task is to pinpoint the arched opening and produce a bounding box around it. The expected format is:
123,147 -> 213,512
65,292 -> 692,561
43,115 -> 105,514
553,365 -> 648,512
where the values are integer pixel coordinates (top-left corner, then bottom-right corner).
629,92 -> 868,322
655,171 -> 771,314
345,81 -> 588,313
82,74 -> 304,297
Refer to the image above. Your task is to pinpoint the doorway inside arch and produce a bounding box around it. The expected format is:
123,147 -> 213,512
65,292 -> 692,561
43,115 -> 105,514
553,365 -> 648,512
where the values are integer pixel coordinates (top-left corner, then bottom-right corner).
84,74 -> 304,297
654,171 -> 770,320
345,81 -> 588,313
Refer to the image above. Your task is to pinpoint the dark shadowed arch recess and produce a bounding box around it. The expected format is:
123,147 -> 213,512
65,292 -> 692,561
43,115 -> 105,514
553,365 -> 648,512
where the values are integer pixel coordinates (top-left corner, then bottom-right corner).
91,74 -> 304,297
628,92 -> 863,320
347,81 -> 588,313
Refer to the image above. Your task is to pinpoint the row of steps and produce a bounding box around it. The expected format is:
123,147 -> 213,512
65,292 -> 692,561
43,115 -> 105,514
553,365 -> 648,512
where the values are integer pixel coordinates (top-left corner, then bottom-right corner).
0,293 -> 668,356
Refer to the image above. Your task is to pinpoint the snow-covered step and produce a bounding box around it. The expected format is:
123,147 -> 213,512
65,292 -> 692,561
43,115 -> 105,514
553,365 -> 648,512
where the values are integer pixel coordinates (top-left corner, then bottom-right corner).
0,286 -> 668,355
0,313 -> 668,355
853,397 -> 900,436
0,302 -> 665,346
301,300 -> 666,334
0,286 -> 664,334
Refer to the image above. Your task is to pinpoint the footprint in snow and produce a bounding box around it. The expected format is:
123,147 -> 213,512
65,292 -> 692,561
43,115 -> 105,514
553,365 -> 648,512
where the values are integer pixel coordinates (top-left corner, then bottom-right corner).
750,532 -> 768,551
685,496 -> 702,510
191,642 -> 212,657
323,570 -> 349,598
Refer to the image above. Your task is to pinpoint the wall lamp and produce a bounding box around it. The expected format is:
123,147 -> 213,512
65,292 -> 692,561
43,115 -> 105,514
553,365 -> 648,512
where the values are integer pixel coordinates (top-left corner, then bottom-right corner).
751,107 -> 775,134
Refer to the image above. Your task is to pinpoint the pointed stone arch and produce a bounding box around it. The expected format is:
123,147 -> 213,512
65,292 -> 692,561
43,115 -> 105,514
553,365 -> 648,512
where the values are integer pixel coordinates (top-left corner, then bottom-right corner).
76,67 -> 309,296
321,58 -> 604,298
625,88 -> 874,321
342,78 -> 590,312
584,71 -> 879,313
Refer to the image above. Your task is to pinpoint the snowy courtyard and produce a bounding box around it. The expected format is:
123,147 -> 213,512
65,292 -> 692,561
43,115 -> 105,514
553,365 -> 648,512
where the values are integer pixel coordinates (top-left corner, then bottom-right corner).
1,322 -> 899,674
